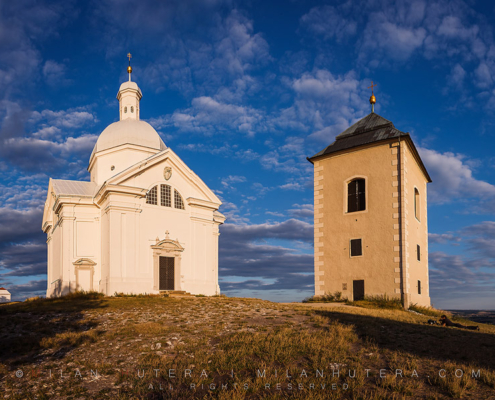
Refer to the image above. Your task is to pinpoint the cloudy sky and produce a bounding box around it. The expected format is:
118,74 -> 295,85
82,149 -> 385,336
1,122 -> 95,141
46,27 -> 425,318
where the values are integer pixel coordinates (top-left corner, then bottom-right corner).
1,0 -> 494,309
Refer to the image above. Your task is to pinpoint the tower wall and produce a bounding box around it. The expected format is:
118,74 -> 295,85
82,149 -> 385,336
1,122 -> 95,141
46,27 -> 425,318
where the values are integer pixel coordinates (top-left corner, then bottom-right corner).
403,141 -> 430,306
313,139 -> 430,306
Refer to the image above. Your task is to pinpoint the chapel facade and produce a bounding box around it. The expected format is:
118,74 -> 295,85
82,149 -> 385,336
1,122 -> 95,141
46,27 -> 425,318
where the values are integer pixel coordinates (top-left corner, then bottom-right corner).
308,100 -> 431,308
42,68 -> 225,298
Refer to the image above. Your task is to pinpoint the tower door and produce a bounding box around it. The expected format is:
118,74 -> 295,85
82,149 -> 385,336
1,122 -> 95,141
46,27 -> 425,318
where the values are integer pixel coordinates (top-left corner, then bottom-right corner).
159,257 -> 175,290
353,280 -> 365,301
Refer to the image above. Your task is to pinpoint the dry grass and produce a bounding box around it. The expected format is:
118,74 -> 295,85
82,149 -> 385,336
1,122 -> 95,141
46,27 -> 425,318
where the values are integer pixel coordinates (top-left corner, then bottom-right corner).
0,293 -> 494,399
347,295 -> 404,310
40,329 -> 101,348
408,304 -> 446,317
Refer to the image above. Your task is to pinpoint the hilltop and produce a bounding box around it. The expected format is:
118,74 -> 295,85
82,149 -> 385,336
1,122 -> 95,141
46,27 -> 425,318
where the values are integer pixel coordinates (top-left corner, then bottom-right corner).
0,293 -> 494,399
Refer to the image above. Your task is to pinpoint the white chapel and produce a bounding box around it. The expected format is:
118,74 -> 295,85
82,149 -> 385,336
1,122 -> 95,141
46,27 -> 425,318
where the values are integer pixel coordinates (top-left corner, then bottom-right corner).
42,63 -> 225,297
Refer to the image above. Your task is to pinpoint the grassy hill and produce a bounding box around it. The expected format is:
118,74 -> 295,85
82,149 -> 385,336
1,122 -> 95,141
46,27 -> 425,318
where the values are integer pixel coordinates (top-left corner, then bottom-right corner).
0,293 -> 494,399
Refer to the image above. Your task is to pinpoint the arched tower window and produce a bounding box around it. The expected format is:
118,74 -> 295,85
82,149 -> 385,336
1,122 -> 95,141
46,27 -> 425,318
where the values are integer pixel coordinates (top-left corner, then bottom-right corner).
146,186 -> 157,205
160,184 -> 171,207
124,106 -> 127,113
347,178 -> 366,213
414,188 -> 420,220
174,189 -> 185,210
131,106 -> 134,113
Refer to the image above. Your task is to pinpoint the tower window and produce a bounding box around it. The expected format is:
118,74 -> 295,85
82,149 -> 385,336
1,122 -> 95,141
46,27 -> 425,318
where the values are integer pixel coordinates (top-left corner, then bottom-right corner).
417,244 -> 421,261
414,188 -> 420,220
124,106 -> 127,113
146,186 -> 157,205
160,184 -> 171,207
418,280 -> 422,295
131,106 -> 134,113
350,239 -> 362,257
347,179 -> 366,213
174,189 -> 185,210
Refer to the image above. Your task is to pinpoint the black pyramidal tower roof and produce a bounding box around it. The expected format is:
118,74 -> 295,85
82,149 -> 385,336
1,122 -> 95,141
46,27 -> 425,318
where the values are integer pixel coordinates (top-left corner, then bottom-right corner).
308,112 -> 431,182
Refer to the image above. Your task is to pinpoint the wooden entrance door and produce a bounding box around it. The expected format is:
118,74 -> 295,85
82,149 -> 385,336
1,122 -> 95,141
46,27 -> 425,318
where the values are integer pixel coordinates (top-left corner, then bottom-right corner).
353,280 -> 365,301
159,257 -> 175,290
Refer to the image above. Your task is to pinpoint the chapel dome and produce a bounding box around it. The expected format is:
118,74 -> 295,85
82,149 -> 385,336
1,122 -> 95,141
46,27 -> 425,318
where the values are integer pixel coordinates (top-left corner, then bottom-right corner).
92,119 -> 166,155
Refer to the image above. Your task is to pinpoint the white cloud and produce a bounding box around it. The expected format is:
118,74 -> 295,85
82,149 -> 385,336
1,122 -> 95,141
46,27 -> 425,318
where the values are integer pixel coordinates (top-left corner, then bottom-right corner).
447,63 -> 466,89
277,69 -> 369,142
428,232 -> 460,244
163,96 -> 266,136
288,204 -> 314,218
474,62 -> 492,89
30,109 -> 97,129
221,175 -> 247,189
42,60 -> 70,86
98,6 -> 271,100
260,137 -> 310,175
1,134 -> 98,171
360,14 -> 427,62
300,5 -> 357,42
436,15 -> 478,42
419,147 -> 495,204
0,2 -> 75,93
279,182 -> 304,191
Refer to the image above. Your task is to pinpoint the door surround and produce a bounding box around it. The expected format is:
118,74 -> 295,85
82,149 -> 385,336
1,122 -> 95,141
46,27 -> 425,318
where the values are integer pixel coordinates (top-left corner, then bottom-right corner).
73,258 -> 96,292
151,233 -> 184,291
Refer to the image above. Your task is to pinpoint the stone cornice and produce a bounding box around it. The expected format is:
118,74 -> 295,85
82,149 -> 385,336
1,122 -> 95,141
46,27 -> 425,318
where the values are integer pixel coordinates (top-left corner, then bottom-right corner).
94,183 -> 147,205
53,196 -> 96,214
103,203 -> 143,214
187,197 -> 221,210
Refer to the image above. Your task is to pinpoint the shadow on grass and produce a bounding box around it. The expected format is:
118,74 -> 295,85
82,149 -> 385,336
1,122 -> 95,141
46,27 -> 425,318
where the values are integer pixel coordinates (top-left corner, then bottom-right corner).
315,310 -> 495,371
0,290 -> 108,367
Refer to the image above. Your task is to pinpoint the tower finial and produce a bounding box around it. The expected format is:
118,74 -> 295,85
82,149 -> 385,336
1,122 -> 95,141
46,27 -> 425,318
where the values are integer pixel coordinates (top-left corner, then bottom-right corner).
127,53 -> 132,82
368,81 -> 377,113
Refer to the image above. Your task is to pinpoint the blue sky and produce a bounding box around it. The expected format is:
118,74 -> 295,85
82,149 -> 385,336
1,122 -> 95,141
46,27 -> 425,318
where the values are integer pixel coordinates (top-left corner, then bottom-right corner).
0,0 -> 494,309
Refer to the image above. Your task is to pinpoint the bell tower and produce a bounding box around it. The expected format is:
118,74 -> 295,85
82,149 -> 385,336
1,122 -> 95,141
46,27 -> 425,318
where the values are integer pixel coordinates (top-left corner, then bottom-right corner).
308,86 -> 432,308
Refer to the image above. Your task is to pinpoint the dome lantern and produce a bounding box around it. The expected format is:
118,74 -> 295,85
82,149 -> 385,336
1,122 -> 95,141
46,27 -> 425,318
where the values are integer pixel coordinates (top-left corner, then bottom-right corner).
118,53 -> 141,121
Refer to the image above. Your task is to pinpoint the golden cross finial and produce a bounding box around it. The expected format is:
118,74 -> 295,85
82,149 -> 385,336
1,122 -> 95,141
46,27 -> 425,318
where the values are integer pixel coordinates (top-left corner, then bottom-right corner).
368,81 -> 377,113
127,53 -> 132,81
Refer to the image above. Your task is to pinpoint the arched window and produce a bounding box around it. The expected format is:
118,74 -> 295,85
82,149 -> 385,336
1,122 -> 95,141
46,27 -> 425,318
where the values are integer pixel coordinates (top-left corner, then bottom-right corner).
160,184 -> 171,207
124,106 -> 127,113
414,188 -> 420,220
174,189 -> 185,209
146,186 -> 157,205
347,178 -> 366,213
131,106 -> 134,113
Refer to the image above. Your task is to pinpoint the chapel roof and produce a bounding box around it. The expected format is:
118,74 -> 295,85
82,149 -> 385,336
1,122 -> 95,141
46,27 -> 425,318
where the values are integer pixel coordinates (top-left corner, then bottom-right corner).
91,119 -> 166,157
51,179 -> 99,197
308,112 -> 431,182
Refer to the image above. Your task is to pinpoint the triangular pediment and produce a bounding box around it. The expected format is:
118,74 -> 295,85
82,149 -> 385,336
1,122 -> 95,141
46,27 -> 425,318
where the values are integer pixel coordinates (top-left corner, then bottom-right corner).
106,148 -> 221,204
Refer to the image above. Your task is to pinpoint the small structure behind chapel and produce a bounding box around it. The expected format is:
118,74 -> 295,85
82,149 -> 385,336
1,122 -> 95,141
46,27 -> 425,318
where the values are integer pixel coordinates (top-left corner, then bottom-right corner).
0,287 -> 11,303
308,90 -> 431,308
